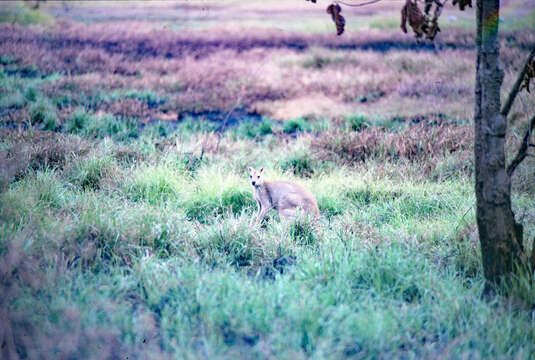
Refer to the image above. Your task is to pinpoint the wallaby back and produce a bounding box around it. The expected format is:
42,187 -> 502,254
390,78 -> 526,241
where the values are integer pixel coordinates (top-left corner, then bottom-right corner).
263,180 -> 319,218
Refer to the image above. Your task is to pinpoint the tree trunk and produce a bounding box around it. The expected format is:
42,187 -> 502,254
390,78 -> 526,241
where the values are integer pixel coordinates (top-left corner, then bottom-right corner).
474,0 -> 525,286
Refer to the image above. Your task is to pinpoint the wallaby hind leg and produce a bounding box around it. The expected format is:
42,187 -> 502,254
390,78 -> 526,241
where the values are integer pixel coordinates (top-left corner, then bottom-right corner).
278,208 -> 297,220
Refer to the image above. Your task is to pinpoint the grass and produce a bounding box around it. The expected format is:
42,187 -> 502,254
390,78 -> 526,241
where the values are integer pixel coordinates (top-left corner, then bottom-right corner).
1,1 -> 535,358
2,130 -> 533,357
0,1 -> 53,25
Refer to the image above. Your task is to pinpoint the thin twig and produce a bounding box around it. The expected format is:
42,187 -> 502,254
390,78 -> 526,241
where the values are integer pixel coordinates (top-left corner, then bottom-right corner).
336,0 -> 383,7
507,113 -> 535,176
454,204 -> 474,236
214,61 -> 266,152
501,46 -> 535,118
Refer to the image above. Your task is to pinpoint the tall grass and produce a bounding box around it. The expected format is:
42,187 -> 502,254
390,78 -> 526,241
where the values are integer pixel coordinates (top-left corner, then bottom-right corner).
1,102 -> 534,358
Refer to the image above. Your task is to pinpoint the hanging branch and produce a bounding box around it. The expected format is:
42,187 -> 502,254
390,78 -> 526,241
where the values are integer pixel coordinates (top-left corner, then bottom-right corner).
501,46 -> 535,118
502,46 -> 535,177
426,0 -> 446,41
507,113 -> 535,176
337,0 -> 383,7
532,236 -> 535,276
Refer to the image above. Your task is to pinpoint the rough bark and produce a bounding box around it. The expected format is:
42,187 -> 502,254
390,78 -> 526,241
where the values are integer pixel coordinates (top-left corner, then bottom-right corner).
474,0 -> 526,286
532,239 -> 535,275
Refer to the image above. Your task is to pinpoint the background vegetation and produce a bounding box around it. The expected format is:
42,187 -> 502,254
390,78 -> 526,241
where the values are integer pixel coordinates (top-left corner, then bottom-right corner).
1,1 -> 534,358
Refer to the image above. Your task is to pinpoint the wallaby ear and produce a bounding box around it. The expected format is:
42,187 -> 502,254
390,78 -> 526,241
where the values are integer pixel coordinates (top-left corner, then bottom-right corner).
248,166 -> 254,173
259,167 -> 264,173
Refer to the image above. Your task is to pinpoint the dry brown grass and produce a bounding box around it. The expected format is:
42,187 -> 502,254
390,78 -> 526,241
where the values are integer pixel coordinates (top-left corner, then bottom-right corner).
310,123 -> 472,165
0,129 -> 89,188
2,21 -> 532,121
0,228 -> 44,360
0,227 -> 138,359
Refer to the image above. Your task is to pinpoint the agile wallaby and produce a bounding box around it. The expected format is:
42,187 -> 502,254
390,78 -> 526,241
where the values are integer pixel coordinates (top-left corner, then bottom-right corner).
248,166 -> 320,224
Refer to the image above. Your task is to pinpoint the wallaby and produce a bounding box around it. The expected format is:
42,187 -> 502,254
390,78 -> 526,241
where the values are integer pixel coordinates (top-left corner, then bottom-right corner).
248,166 -> 320,224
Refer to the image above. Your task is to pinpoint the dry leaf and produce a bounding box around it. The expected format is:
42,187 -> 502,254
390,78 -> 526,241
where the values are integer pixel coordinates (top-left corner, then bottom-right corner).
401,0 -> 427,39
452,0 -> 472,11
401,0 -> 444,41
326,3 -> 345,36
426,0 -> 444,41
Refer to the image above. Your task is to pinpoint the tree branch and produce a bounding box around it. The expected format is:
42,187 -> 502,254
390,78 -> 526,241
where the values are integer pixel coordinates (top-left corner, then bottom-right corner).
531,237 -> 535,275
501,46 -> 535,118
507,113 -> 535,176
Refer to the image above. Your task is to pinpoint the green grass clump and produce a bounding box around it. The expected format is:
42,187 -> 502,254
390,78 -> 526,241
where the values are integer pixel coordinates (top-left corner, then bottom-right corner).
124,89 -> 166,108
183,187 -> 255,223
316,193 -> 345,219
221,188 -> 255,215
0,2 -> 53,25
179,152 -> 204,174
283,117 -> 312,134
67,155 -> 116,191
84,114 -> 138,141
125,164 -> 180,205
176,117 -> 218,135
345,113 -> 371,131
181,167 -> 255,223
257,119 -> 275,136
29,98 -> 58,130
279,150 -> 316,178
66,108 -> 92,134
32,170 -> 66,209
0,91 -> 26,109
288,213 -> 319,246
66,108 -> 138,141
234,118 -> 275,139
24,86 -> 37,102
193,217 -> 264,268
0,55 -> 15,66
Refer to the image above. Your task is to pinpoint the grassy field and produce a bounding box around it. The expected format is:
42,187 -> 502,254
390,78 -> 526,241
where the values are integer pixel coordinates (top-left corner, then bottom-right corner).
1,1 -> 535,358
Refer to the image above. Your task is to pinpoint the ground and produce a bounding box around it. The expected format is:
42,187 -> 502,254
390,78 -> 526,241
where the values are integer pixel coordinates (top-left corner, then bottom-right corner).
1,1 -> 535,359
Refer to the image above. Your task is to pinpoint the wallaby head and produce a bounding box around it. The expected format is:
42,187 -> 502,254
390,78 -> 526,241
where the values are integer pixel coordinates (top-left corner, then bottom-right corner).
248,166 -> 264,188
